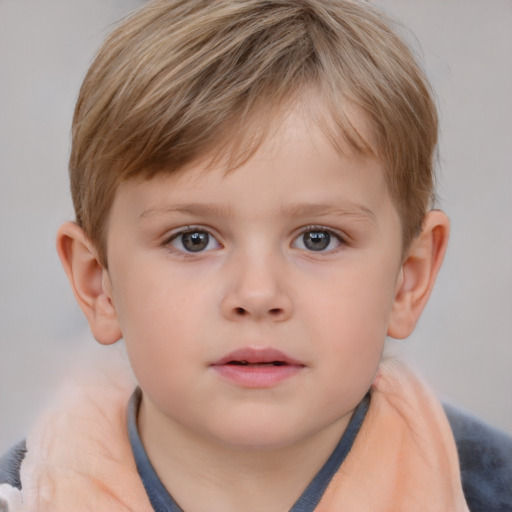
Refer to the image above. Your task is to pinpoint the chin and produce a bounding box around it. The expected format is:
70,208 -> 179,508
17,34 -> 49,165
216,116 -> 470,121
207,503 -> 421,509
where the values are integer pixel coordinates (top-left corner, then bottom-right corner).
206,418 -> 315,451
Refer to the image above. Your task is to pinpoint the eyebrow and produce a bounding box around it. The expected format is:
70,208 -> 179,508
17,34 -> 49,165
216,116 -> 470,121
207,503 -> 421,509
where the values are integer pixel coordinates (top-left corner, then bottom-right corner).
140,203 -> 233,220
282,202 -> 376,222
140,201 -> 376,222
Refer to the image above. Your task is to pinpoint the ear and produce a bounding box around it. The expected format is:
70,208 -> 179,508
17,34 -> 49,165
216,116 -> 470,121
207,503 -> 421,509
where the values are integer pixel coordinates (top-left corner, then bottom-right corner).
56,222 -> 122,345
387,210 -> 450,339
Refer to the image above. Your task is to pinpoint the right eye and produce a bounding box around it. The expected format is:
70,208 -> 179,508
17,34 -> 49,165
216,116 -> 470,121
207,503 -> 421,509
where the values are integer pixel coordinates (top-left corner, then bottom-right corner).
168,229 -> 220,253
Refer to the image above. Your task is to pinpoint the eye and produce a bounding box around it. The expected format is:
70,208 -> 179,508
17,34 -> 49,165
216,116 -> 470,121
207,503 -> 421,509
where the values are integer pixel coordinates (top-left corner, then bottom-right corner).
292,227 -> 343,252
168,228 -> 220,253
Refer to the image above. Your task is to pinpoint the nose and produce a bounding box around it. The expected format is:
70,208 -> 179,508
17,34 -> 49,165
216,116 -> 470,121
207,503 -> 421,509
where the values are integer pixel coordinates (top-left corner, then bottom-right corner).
220,252 -> 293,323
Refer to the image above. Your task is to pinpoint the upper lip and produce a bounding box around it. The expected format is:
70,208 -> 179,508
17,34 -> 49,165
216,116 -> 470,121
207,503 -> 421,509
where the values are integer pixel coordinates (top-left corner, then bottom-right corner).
211,347 -> 305,366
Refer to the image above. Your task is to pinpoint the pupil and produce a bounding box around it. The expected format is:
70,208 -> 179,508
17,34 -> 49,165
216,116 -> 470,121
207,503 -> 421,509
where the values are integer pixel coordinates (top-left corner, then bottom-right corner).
182,231 -> 209,252
304,231 -> 330,251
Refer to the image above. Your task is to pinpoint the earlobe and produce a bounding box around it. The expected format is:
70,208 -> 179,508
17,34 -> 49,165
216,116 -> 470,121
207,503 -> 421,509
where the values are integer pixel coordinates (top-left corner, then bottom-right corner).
56,222 -> 122,345
387,210 -> 450,339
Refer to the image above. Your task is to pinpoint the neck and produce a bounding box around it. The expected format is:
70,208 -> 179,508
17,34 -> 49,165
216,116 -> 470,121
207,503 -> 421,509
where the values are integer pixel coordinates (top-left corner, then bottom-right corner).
138,396 -> 351,512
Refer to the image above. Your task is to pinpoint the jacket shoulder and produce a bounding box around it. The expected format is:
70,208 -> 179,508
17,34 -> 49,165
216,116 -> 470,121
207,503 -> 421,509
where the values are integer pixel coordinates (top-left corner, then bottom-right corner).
444,405 -> 512,512
0,441 -> 26,490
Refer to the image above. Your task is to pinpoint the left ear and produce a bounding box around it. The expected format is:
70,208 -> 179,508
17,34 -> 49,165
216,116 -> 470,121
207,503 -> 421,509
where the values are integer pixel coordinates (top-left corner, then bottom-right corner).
387,210 -> 450,339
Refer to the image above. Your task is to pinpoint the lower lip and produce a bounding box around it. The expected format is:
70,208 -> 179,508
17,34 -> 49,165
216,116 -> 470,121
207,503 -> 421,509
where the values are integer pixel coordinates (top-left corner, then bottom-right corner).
211,364 -> 303,388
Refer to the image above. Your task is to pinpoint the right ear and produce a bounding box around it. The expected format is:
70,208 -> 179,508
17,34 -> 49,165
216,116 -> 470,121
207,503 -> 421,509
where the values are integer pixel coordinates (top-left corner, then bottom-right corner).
56,222 -> 122,345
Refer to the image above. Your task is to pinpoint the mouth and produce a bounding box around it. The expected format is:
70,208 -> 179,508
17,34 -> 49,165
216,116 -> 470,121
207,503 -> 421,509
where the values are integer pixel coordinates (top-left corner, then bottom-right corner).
226,360 -> 289,367
210,347 -> 305,388
212,347 -> 304,367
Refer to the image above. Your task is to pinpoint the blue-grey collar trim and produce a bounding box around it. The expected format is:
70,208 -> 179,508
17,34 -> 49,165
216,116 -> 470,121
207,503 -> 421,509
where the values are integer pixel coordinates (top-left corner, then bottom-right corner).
127,388 -> 370,512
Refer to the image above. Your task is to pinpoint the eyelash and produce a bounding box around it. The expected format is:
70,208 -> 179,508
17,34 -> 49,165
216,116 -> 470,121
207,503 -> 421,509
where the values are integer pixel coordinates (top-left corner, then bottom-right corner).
292,225 -> 347,254
162,226 -> 222,256
161,225 -> 347,255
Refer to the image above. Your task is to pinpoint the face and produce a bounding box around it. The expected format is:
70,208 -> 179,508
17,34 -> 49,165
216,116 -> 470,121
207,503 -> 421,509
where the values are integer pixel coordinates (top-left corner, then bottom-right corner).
104,109 -> 404,450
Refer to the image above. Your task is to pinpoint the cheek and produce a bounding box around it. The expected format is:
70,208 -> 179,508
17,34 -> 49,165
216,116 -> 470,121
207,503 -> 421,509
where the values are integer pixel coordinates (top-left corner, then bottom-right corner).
114,258 -> 211,333
304,262 -> 398,390
111,268 -> 212,383
308,260 -> 397,340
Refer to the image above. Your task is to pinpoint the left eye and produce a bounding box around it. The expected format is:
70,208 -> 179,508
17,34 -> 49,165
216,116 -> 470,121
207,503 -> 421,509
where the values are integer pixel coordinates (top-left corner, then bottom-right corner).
292,229 -> 342,252
169,229 -> 220,253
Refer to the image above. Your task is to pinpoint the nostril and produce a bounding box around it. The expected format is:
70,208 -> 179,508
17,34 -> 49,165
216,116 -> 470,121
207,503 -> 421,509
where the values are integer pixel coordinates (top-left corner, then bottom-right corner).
269,308 -> 282,316
235,307 -> 247,316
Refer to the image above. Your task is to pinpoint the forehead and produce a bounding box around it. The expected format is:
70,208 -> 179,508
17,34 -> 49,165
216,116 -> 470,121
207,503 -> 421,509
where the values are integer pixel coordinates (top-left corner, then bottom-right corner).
137,95 -> 380,195
208,93 -> 379,178
112,107 -> 394,229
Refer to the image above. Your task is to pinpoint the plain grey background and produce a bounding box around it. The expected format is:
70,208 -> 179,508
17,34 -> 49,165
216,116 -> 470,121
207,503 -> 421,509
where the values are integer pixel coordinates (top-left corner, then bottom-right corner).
0,0 -> 511,454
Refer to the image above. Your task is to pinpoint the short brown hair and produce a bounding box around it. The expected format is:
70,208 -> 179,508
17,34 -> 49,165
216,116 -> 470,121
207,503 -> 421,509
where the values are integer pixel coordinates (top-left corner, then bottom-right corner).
69,0 -> 438,266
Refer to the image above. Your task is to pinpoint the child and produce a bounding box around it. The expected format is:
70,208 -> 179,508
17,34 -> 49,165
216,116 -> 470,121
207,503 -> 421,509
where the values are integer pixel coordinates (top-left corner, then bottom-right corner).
1,0 -> 511,510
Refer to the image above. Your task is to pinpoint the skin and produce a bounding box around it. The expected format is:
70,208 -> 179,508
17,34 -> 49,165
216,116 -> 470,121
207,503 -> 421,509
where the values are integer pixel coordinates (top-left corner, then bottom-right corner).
57,107 -> 449,512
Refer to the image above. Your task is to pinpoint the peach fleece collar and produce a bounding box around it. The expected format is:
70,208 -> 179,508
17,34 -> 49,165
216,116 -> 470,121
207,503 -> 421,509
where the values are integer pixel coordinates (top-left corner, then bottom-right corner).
316,360 -> 469,511
11,357 -> 468,512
